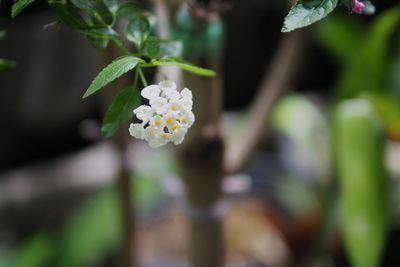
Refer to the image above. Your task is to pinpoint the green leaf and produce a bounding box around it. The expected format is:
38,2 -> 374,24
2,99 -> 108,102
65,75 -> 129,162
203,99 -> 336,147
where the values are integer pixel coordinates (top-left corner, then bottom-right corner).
125,17 -> 151,49
282,0 -> 338,33
0,30 -> 6,39
0,59 -> 17,71
153,57 -> 216,77
334,99 -> 387,267
102,86 -> 140,137
10,232 -> 55,267
143,36 -> 160,59
48,1 -> 88,31
104,0 -> 119,14
70,0 -> 113,26
83,56 -> 143,98
337,6 -> 400,99
11,0 -> 35,18
86,35 -> 110,49
58,189 -> 122,267
117,3 -> 142,20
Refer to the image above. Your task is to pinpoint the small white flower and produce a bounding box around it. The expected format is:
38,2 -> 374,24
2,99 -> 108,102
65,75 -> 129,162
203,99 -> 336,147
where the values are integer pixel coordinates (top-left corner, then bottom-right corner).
134,105 -> 153,123
150,97 -> 168,114
129,123 -> 145,139
179,111 -> 195,128
129,80 -> 195,147
141,84 -> 161,100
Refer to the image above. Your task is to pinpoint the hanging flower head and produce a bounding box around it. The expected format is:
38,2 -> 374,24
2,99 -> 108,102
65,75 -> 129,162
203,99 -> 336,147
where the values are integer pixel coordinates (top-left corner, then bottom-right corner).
129,80 -> 195,148
352,0 -> 365,14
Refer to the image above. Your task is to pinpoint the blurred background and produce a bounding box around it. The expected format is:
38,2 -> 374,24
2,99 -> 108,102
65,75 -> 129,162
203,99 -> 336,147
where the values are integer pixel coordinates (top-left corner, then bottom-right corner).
0,0 -> 399,267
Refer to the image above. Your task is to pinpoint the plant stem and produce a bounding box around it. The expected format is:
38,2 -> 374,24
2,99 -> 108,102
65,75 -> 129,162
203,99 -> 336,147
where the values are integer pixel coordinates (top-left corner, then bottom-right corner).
138,68 -> 148,87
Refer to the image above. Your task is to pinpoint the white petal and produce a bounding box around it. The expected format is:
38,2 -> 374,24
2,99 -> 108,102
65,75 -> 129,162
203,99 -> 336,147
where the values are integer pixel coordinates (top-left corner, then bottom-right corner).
134,105 -> 153,122
163,88 -> 181,100
129,123 -> 145,139
180,88 -> 192,99
150,97 -> 168,114
141,84 -> 161,100
172,127 -> 188,145
159,80 -> 177,91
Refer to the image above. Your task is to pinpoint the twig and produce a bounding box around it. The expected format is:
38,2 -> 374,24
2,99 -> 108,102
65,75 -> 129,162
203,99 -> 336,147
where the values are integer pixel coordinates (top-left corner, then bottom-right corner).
224,30 -> 306,174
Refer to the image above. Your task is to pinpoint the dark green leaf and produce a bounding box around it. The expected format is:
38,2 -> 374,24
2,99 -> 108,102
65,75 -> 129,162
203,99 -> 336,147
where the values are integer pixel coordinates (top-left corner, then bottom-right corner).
143,36 -> 160,58
70,0 -> 113,26
282,0 -> 338,33
102,86 -> 140,137
48,1 -> 88,31
11,0 -> 35,18
87,35 -> 110,49
153,57 -> 216,77
0,30 -> 6,39
83,56 -> 143,98
0,59 -> 17,71
125,17 -> 151,49
117,3 -> 142,20
83,27 -> 119,41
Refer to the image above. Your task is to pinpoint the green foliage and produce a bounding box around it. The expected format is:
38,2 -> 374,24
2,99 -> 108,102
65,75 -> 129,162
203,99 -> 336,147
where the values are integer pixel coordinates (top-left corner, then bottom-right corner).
0,59 -> 17,71
334,99 -> 387,267
282,0 -> 338,33
102,86 -> 140,137
48,2 -> 89,31
83,55 -> 143,98
152,57 -> 216,77
337,6 -> 400,99
282,0 -> 376,32
9,233 -> 55,267
11,0 -> 35,18
58,189 -> 122,267
143,36 -> 160,59
125,16 -> 151,50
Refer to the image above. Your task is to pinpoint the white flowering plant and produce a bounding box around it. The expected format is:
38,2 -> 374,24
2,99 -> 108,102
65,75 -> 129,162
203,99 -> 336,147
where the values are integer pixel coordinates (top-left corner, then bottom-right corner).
129,80 -> 195,147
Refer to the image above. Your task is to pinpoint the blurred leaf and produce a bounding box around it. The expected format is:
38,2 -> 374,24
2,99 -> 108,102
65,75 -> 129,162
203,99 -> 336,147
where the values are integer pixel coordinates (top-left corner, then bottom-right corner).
0,59 -> 17,71
103,0 -> 119,14
338,6 -> 400,99
143,36 -> 160,59
271,95 -> 331,182
133,175 -> 163,215
69,0 -> 114,26
282,0 -> 338,33
83,55 -> 143,98
125,17 -> 151,50
361,92 -> 400,137
58,189 -> 122,267
117,3 -> 142,20
11,0 -> 34,18
10,233 -> 55,267
316,14 -> 364,64
153,57 -> 216,77
0,30 -> 5,39
48,2 -> 88,31
334,99 -> 387,267
158,40 -> 183,58
102,86 -> 140,137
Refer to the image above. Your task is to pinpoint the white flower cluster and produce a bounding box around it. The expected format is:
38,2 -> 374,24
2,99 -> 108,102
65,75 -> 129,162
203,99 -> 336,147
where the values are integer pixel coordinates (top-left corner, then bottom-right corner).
129,80 -> 195,148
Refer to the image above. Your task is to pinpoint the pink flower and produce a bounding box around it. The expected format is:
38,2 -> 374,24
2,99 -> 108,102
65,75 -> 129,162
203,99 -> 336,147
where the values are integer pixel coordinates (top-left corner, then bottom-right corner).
353,0 -> 365,14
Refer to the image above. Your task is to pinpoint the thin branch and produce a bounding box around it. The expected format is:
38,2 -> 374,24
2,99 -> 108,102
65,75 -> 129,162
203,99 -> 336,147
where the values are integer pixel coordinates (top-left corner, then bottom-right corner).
224,30 -> 306,174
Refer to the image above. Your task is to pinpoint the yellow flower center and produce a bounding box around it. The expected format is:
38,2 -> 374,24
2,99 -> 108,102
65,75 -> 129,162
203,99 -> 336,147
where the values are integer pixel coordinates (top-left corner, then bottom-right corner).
161,133 -> 169,140
181,117 -> 187,124
171,104 -> 177,111
155,119 -> 162,126
166,117 -> 173,124
171,124 -> 178,132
